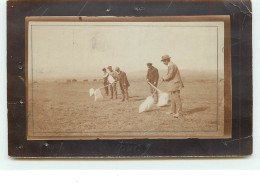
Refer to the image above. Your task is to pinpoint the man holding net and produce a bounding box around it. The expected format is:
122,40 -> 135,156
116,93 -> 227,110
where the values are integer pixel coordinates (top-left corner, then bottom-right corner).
161,55 -> 184,118
146,63 -> 159,104
102,68 -> 109,96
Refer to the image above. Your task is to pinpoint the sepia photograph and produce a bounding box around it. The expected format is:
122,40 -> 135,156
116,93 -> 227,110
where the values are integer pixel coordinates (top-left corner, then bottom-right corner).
26,16 -> 231,140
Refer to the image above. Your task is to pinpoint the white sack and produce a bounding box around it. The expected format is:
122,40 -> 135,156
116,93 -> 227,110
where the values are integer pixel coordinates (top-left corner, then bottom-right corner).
157,92 -> 169,107
94,89 -> 103,101
89,88 -> 95,96
139,96 -> 154,113
108,75 -> 115,84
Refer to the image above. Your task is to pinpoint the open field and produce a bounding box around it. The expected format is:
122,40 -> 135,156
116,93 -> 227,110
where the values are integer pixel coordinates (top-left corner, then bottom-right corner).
27,73 -> 224,139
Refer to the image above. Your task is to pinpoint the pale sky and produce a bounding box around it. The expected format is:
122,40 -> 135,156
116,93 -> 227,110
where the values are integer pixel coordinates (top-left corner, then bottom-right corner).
28,21 -> 224,80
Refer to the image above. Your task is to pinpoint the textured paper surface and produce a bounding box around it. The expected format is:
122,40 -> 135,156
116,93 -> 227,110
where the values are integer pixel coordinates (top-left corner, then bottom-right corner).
26,17 -> 230,140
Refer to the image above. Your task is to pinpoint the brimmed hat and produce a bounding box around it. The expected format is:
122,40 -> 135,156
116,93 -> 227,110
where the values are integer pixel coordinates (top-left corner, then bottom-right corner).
161,55 -> 171,61
147,63 -> 152,66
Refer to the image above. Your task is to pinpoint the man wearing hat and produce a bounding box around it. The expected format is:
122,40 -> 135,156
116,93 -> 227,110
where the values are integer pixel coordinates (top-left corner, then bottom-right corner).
115,67 -> 130,102
146,63 -> 159,104
107,66 -> 118,99
161,54 -> 184,118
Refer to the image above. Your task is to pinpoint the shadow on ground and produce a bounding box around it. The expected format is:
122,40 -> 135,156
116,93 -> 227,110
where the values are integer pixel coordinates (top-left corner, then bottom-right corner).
184,106 -> 209,115
129,96 -> 146,101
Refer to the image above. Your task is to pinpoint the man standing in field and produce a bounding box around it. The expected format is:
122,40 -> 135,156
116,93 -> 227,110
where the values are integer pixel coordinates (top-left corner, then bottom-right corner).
102,68 -> 109,96
161,54 -> 184,118
146,63 -> 159,104
115,67 -> 130,102
107,66 -> 118,99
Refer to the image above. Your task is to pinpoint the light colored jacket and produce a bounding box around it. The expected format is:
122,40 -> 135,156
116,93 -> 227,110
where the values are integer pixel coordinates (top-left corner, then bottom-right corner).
164,61 -> 184,92
108,70 -> 119,82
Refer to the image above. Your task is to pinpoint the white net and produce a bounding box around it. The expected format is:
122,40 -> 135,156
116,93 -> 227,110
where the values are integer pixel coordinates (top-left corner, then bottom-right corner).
157,92 -> 169,107
89,88 -> 95,96
108,75 -> 115,84
139,96 -> 154,113
94,88 -> 103,101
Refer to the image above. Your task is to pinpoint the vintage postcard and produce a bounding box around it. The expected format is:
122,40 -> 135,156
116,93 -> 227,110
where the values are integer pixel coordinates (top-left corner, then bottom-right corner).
26,16 -> 231,140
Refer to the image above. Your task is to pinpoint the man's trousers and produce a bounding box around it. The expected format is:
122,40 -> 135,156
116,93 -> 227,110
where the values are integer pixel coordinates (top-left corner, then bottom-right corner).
110,83 -> 117,99
169,90 -> 182,114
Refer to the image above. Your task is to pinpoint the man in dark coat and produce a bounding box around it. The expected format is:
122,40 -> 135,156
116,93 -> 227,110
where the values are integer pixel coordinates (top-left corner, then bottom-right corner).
161,54 -> 184,118
115,67 -> 130,102
102,68 -> 109,96
146,63 -> 159,104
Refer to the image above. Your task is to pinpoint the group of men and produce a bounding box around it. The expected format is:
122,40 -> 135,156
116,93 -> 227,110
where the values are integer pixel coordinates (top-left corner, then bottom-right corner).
146,55 -> 184,118
102,66 -> 130,102
101,54 -> 184,118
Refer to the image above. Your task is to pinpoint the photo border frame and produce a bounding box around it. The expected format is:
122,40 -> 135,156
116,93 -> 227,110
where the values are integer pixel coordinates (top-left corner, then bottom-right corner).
7,0 -> 252,157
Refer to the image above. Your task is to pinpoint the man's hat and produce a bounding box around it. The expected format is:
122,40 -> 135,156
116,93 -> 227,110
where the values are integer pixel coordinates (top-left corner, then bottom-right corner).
161,55 -> 171,61
147,63 -> 152,66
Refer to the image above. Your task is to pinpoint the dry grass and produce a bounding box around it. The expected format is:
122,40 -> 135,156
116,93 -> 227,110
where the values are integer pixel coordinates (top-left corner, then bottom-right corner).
28,76 -> 224,138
